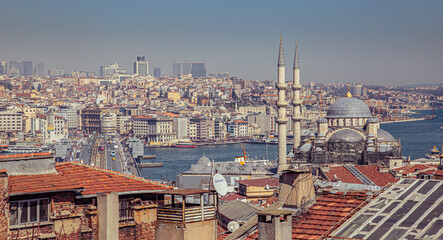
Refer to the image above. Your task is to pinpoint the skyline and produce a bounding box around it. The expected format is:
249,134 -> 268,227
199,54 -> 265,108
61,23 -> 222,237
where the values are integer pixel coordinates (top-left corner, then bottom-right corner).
1,0 -> 443,85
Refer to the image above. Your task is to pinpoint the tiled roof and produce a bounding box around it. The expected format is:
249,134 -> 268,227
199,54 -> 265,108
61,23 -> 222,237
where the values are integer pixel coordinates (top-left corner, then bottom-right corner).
219,192 -> 247,202
323,166 -> 362,184
323,165 -> 398,187
236,177 -> 279,187
240,192 -> 370,240
393,164 -> 437,175
10,162 -> 171,196
354,165 -> 398,187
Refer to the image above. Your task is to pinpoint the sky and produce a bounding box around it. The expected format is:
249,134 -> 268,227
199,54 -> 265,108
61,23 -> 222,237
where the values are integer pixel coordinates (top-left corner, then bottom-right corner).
1,0 -> 442,85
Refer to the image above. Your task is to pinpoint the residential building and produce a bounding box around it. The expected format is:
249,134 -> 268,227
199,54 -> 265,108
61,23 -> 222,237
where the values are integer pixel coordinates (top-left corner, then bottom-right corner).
59,106 -> 80,129
0,112 -> 23,132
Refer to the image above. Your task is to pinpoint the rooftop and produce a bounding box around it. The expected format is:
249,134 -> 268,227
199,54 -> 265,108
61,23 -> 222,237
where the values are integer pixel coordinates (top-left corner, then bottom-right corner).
10,161 -> 171,196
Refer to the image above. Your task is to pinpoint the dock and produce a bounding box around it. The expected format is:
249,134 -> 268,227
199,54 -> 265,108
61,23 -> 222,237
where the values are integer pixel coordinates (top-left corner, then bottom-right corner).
142,155 -> 156,159
139,162 -> 163,168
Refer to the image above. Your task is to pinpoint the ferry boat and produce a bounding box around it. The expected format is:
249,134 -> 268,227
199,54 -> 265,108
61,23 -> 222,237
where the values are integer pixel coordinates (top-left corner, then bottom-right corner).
234,145 -> 270,165
3,146 -> 44,153
426,146 -> 441,160
171,142 -> 196,148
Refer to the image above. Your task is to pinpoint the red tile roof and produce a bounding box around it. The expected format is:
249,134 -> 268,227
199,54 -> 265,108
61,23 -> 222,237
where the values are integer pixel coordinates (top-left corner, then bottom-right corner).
354,165 -> 398,187
394,164 -> 437,175
240,193 -> 369,240
10,162 -> 171,195
323,166 -> 362,184
236,177 -> 279,187
219,193 -> 247,202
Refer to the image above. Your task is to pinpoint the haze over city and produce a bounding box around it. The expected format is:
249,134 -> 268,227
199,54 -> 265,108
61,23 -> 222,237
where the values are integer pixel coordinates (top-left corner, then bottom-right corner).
1,0 -> 443,85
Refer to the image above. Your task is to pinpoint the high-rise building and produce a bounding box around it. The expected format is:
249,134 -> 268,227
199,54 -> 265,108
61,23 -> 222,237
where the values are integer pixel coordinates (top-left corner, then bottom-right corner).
100,63 -> 125,76
172,61 -> 181,77
133,56 -> 148,76
0,61 -> 7,75
35,62 -> 44,76
183,61 -> 191,75
153,68 -> 161,78
191,63 -> 206,78
20,61 -> 33,76
8,61 -> 20,76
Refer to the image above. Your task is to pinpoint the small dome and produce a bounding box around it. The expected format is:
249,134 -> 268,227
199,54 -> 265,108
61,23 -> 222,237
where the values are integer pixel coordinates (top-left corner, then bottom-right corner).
326,97 -> 371,119
317,118 -> 328,123
300,143 -> 312,152
367,117 -> 379,123
315,147 -> 323,151
197,155 -> 210,166
377,129 -> 396,142
329,129 -> 364,142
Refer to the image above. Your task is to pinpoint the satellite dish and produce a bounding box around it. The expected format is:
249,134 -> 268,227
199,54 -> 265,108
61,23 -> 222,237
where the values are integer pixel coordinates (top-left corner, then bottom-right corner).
227,221 -> 240,232
265,184 -> 270,190
213,173 -> 228,196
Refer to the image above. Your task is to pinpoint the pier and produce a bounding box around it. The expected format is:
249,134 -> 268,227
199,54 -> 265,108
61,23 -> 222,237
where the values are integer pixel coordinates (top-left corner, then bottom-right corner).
139,162 -> 163,168
381,117 -> 425,124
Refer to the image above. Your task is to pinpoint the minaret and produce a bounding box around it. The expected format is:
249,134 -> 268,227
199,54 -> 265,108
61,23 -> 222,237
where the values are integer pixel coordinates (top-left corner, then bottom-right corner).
292,41 -> 302,152
277,35 -> 289,172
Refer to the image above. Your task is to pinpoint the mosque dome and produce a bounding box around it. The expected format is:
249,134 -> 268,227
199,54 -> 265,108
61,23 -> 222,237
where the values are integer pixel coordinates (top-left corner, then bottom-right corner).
377,129 -> 396,142
197,155 -> 210,166
329,129 -> 364,142
326,97 -> 371,119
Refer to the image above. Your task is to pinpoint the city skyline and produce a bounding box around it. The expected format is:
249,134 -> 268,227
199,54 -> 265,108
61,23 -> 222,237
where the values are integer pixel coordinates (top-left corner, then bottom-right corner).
1,0 -> 442,85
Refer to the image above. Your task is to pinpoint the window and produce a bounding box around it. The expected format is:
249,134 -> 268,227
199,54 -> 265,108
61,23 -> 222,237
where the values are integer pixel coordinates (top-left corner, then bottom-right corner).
119,198 -> 133,221
9,198 -> 49,226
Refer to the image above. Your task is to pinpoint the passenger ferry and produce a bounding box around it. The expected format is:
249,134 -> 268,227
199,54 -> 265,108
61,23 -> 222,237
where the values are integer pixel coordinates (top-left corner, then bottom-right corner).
171,142 -> 197,148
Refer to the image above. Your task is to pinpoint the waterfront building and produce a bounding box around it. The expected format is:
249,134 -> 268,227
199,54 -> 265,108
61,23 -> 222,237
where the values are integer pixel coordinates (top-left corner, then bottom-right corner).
191,63 -> 206,78
132,116 -> 176,144
133,56 -> 148,76
172,117 -> 188,139
172,61 -> 181,77
294,86 -> 402,165
189,118 -> 213,141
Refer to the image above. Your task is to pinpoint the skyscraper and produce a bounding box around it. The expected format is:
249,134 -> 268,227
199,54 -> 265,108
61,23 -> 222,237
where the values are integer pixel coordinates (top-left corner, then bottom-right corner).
154,68 -> 161,78
133,56 -> 148,76
0,61 -> 7,75
172,62 -> 181,77
8,61 -> 20,76
35,62 -> 44,76
191,63 -> 206,78
20,61 -> 33,76
183,61 -> 191,75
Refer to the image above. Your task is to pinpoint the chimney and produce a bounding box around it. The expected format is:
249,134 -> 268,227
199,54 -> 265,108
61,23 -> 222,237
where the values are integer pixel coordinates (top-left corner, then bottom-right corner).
97,192 -> 119,240
257,210 -> 292,240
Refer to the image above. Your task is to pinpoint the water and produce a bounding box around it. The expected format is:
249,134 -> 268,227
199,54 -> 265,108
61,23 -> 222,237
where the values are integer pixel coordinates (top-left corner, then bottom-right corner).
381,109 -> 443,160
143,109 -> 443,181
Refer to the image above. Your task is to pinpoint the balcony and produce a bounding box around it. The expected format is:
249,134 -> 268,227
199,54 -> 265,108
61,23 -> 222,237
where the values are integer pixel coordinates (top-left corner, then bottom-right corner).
155,189 -> 217,223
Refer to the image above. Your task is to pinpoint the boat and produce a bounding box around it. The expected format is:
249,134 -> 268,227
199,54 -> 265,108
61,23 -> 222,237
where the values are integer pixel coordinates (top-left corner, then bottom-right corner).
426,146 -> 440,160
440,126 -> 443,131
234,145 -> 270,165
3,146 -> 44,153
171,142 -> 196,148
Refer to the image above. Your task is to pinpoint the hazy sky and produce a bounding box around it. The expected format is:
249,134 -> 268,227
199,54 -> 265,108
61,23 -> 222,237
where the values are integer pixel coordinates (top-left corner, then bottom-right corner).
1,0 -> 442,85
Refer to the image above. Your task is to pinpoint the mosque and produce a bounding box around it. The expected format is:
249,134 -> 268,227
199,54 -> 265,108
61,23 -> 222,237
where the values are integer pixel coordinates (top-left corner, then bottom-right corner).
275,36 -> 402,170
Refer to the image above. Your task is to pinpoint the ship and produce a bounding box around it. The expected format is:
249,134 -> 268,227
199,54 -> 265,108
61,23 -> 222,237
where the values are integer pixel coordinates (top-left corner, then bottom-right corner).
3,146 -> 45,153
171,142 -> 196,148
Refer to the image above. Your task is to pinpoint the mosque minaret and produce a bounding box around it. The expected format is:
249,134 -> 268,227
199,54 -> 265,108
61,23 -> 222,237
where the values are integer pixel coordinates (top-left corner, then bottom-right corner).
277,35 -> 289,172
292,41 -> 302,151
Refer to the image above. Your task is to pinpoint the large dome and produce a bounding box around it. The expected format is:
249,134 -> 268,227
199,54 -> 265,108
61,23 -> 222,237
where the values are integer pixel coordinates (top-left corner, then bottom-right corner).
377,129 -> 396,142
326,97 -> 371,119
329,129 -> 364,142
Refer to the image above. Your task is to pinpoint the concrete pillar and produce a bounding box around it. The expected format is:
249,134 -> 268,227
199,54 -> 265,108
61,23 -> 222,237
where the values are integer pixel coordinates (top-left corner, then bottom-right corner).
97,192 -> 119,240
